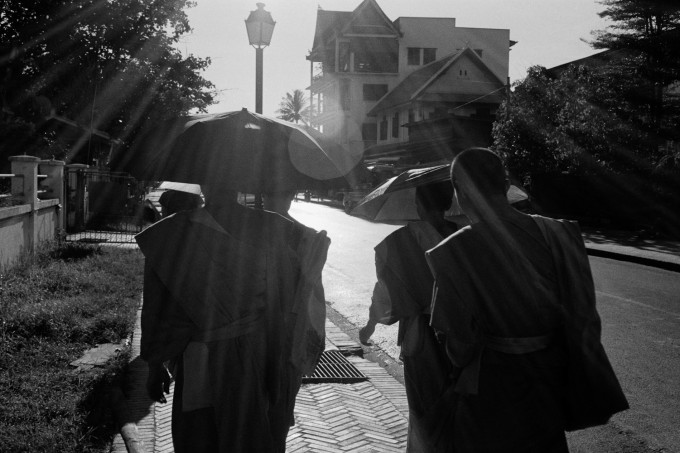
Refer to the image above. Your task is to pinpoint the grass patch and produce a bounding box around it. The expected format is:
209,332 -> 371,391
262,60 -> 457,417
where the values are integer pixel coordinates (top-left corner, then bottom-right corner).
0,241 -> 143,452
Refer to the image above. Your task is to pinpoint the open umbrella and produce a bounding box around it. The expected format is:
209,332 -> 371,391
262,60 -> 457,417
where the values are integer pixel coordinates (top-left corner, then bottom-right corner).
111,108 -> 361,193
350,164 -> 529,222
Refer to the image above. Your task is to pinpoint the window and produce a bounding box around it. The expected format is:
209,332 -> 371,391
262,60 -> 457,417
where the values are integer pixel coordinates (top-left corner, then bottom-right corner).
352,38 -> 398,73
338,42 -> 350,72
408,109 -> 415,123
391,112 -> 400,138
340,79 -> 350,111
407,47 -> 420,65
408,47 -> 436,65
423,48 -> 436,64
362,122 -> 377,142
316,94 -> 324,114
379,116 -> 388,140
363,84 -> 388,101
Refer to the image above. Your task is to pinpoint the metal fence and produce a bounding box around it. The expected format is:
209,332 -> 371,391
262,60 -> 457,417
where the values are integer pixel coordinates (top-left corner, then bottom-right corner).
64,167 -> 146,244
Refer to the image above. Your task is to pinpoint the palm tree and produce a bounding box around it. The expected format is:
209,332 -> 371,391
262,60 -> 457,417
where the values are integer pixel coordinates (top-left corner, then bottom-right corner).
276,89 -> 310,124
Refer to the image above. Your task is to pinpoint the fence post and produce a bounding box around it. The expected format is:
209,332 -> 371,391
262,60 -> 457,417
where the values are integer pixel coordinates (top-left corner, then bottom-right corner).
10,155 -> 39,204
39,159 -> 65,231
9,155 -> 40,253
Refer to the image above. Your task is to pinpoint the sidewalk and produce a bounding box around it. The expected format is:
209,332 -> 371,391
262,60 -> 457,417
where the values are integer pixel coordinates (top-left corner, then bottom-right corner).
111,314 -> 409,453
110,232 -> 679,453
581,228 -> 680,270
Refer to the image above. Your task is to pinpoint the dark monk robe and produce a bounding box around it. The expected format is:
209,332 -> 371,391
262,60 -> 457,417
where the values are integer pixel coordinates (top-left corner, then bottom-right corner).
137,203 -> 329,452
368,221 -> 457,452
426,215 -> 572,452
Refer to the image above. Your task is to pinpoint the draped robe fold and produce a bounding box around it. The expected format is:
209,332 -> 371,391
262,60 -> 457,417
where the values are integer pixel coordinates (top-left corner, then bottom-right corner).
425,215 -> 572,452
136,205 -> 329,452
368,221 -> 455,452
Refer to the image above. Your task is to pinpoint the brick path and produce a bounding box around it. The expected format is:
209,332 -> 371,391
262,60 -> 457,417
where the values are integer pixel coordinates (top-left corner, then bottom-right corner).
111,305 -> 409,452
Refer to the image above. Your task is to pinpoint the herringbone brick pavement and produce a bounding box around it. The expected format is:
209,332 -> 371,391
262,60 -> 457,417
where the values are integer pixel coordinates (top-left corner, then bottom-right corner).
112,303 -> 409,452
288,381 -> 407,452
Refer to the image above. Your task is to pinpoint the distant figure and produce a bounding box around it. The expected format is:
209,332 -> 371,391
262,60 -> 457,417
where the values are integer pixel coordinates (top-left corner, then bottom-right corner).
137,182 -> 329,452
158,189 -> 203,217
425,148 -> 627,452
359,181 -> 460,452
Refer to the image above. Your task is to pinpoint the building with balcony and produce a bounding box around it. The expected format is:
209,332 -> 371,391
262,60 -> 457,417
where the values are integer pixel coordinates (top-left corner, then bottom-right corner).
307,0 -> 513,171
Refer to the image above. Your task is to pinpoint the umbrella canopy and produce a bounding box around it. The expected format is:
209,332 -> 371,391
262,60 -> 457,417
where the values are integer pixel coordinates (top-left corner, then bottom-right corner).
112,109 -> 361,193
350,164 -> 529,222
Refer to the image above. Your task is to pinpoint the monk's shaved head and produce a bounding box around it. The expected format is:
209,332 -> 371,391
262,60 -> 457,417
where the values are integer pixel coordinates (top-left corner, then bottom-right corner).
451,148 -> 507,199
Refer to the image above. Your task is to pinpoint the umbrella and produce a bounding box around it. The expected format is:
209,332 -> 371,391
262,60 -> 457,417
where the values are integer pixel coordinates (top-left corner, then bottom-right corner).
350,164 -> 529,222
111,108 -> 361,193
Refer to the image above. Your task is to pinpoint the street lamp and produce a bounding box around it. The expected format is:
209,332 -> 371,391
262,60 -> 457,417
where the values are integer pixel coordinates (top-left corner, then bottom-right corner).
245,2 -> 275,115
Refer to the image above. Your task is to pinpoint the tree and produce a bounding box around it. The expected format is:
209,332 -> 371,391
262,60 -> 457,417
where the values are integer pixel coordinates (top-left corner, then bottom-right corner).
0,0 -> 215,165
493,64 -> 657,181
591,0 -> 680,128
276,89 -> 310,124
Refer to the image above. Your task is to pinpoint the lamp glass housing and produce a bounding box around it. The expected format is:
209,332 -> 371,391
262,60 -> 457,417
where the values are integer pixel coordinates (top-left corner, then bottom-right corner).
245,3 -> 275,48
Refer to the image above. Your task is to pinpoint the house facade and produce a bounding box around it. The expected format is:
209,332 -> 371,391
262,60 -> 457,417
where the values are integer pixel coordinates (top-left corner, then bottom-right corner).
307,0 -> 513,171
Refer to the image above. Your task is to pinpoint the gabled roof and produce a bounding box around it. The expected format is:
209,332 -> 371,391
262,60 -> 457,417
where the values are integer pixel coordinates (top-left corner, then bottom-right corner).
310,10 -> 352,55
368,47 -> 506,115
339,0 -> 400,37
309,0 -> 398,58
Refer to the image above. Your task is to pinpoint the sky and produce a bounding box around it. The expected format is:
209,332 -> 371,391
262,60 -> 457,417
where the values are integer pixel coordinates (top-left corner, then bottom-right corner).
177,0 -> 612,116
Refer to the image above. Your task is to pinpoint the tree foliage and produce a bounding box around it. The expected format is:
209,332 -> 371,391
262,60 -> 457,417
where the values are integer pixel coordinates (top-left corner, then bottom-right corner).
591,0 -> 680,127
276,89 -> 310,124
592,0 -> 680,80
493,64 -> 664,180
0,0 -> 214,164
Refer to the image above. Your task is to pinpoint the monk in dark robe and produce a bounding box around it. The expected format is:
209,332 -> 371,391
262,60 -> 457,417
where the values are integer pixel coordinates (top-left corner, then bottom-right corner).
359,182 -> 460,452
137,184 -> 329,453
425,148 -> 623,452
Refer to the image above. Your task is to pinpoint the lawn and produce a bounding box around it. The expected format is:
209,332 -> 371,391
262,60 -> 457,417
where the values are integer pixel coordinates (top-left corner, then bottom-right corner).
0,242 -> 144,453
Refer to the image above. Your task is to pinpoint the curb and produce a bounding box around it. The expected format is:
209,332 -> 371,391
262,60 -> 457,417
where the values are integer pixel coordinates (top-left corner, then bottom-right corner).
585,246 -> 680,273
110,386 -> 148,453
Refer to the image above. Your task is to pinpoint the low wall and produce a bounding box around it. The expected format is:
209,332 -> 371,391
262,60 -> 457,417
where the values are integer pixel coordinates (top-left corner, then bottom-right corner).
0,155 -> 64,273
0,199 -> 60,272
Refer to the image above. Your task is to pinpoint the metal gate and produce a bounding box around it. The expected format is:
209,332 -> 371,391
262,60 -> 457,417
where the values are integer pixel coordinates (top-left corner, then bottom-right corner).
64,167 -> 146,244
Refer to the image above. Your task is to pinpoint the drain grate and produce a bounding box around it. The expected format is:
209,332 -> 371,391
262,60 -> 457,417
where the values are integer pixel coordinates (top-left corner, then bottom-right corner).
302,350 -> 369,384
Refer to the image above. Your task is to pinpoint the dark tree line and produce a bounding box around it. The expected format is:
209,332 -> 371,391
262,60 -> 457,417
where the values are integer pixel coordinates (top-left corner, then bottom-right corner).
1,0 -> 215,166
492,0 -> 680,232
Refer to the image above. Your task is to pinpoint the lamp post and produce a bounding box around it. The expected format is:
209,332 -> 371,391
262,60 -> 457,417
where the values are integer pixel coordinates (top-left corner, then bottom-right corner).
245,3 -> 275,115
245,3 -> 275,209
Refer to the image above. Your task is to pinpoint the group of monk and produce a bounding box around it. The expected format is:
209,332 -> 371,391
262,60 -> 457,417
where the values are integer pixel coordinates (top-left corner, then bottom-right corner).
137,147 -> 627,452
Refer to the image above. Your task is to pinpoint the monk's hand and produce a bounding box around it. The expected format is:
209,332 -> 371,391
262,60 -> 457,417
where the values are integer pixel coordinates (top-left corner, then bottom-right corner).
359,320 -> 377,345
146,362 -> 171,404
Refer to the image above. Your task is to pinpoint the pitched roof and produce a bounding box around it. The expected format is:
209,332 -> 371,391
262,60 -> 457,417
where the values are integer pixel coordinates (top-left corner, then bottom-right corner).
368,47 -> 506,115
310,10 -> 352,56
340,0 -> 400,37
310,0 -> 398,58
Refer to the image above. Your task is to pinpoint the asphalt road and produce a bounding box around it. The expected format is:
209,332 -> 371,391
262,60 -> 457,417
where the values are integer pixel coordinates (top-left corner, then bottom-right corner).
574,257 -> 680,453
289,201 -> 680,453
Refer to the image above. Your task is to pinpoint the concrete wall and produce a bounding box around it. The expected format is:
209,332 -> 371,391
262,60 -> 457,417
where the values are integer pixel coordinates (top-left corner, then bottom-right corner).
396,17 -> 457,75
0,156 -> 63,273
450,27 -> 510,83
396,19 -> 510,83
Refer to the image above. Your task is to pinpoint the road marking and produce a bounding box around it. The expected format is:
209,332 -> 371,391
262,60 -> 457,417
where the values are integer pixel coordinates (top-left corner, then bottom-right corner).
597,290 -> 680,318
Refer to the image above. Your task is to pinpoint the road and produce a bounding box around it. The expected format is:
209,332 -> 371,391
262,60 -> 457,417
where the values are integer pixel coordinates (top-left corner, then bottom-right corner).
289,201 -> 680,453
